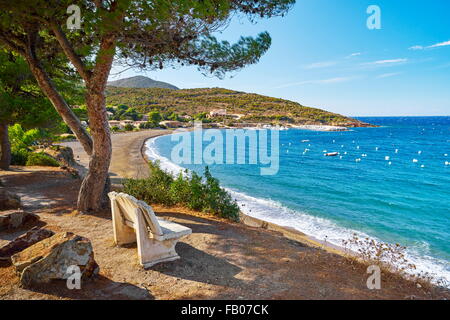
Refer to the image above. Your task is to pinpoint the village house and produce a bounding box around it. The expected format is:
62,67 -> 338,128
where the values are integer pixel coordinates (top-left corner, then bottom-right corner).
159,120 -> 184,128
108,120 -> 123,129
208,109 -> 227,118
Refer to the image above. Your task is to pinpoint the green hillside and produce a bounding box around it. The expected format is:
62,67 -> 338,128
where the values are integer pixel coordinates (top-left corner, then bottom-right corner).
105,86 -> 372,127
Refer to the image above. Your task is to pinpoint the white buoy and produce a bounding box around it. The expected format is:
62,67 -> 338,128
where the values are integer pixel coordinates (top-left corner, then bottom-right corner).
388,162 -> 392,165
445,161 -> 449,166
356,158 -> 361,162
444,154 -> 448,157
395,149 -> 399,154
421,165 -> 425,168
418,151 -> 422,155
413,159 -> 419,163
356,146 -> 360,150
375,147 -> 379,151
385,156 -> 390,161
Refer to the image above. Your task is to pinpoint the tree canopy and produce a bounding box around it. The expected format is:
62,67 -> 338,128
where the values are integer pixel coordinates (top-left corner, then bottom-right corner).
0,0 -> 295,211
0,0 -> 295,78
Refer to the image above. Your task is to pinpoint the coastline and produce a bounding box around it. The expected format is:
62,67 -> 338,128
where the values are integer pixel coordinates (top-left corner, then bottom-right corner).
64,128 -> 350,257
144,129 -> 450,288
65,128 -> 449,289
142,132 -> 347,256
2,128 -> 446,299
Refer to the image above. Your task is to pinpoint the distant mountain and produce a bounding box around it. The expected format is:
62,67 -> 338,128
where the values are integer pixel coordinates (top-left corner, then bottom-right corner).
107,76 -> 179,90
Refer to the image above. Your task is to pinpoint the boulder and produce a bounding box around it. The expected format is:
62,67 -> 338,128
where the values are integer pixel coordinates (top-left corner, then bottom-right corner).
0,227 -> 55,260
11,232 -> 99,287
0,188 -> 21,210
0,210 -> 40,231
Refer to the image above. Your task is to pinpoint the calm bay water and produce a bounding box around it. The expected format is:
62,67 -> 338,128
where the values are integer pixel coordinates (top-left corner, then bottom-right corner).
145,117 -> 450,284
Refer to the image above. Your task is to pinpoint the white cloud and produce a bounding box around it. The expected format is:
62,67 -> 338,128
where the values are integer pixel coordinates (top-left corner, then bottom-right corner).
409,40 -> 450,50
363,58 -> 408,65
275,77 -> 354,89
347,52 -> 361,58
304,61 -> 337,69
428,40 -> 450,48
409,45 -> 424,50
377,72 -> 402,79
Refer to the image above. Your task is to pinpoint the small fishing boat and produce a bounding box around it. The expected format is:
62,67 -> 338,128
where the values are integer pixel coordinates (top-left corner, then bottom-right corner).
325,152 -> 339,157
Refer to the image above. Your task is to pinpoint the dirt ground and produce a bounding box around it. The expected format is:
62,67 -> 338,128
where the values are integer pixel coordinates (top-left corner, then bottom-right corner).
1,130 -> 449,300
2,167 -> 448,300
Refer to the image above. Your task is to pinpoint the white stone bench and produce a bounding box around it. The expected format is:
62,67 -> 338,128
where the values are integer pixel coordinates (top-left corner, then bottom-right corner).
108,192 -> 192,268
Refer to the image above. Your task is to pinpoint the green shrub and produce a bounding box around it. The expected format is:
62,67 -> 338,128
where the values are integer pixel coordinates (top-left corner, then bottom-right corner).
139,122 -> 157,129
11,147 -> 29,165
26,152 -> 60,167
123,161 -> 174,206
9,124 -> 42,150
124,123 -> 134,131
123,161 -> 240,221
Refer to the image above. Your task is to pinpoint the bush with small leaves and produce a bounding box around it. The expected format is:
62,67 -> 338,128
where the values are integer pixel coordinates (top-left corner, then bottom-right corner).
123,161 -> 240,221
26,152 -> 60,167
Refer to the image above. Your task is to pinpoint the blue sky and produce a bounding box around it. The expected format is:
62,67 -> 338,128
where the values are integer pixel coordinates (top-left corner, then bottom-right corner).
110,0 -> 450,117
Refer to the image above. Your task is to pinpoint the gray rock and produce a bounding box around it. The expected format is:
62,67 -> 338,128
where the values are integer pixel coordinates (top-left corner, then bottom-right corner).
11,232 -> 99,287
0,210 -> 40,231
0,227 -> 55,260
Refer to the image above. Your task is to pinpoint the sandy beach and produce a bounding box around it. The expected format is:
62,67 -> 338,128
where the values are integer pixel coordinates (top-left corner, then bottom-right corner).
1,129 -> 449,300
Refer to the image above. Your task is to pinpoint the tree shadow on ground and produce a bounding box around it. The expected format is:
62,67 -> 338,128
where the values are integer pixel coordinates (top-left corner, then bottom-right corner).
24,275 -> 154,300
150,242 -> 244,288
0,220 -> 47,241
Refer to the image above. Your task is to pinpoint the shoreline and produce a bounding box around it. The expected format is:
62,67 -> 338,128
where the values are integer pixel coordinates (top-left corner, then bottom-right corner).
65,128 -> 448,289
4,167 -> 448,299
143,130 -> 450,288
4,128 -> 448,299
64,128 -> 351,258
141,132 -> 347,257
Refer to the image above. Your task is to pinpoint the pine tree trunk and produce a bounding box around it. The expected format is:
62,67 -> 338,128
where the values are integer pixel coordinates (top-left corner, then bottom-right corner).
24,52 -> 93,156
76,91 -> 112,212
0,123 -> 11,170
76,36 -> 116,213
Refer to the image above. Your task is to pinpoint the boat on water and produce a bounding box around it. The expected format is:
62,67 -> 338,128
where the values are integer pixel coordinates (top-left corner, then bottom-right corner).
325,152 -> 339,157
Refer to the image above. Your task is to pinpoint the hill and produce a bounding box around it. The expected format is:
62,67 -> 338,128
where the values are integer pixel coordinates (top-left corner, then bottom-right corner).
105,86 -> 372,127
107,76 -> 179,90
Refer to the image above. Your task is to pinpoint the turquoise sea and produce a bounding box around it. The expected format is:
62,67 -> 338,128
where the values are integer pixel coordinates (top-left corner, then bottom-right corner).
145,117 -> 450,285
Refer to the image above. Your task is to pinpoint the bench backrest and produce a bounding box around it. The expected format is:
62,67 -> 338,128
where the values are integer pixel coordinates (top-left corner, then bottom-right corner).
108,192 -> 163,237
